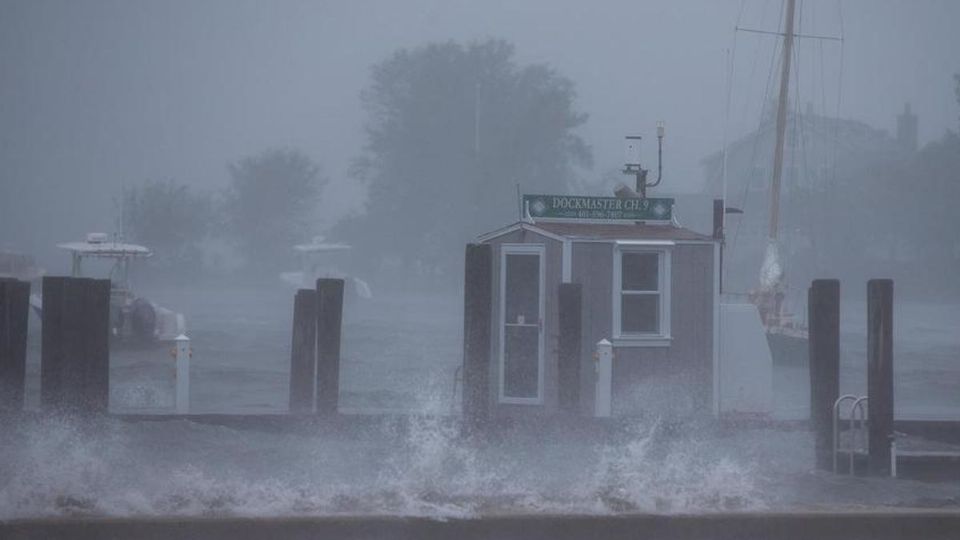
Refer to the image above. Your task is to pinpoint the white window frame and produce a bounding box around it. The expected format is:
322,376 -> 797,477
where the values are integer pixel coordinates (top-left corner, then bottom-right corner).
498,243 -> 546,405
613,242 -> 672,347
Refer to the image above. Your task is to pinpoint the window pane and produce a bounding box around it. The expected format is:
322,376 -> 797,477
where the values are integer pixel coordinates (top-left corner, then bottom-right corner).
621,252 -> 659,291
504,325 -> 539,398
621,294 -> 659,333
505,254 -> 539,324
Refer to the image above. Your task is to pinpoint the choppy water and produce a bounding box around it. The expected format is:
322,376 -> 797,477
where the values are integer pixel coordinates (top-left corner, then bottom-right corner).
4,403 -> 960,519
4,284 -> 959,519
0,407 -> 762,518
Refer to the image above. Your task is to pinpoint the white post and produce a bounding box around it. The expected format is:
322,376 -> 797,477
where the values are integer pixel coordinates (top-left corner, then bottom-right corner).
175,334 -> 190,414
890,438 -> 897,478
595,339 -> 613,417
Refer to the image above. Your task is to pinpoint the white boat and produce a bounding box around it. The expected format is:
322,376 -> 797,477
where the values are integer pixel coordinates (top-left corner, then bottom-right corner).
279,236 -> 372,299
720,0 -> 821,367
49,232 -> 186,343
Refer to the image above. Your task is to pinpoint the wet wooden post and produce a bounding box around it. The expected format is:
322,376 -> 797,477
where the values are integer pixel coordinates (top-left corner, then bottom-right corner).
0,278 -> 30,413
41,277 -> 110,413
81,278 -> 110,413
713,199 -> 724,293
289,289 -> 318,413
867,279 -> 894,476
315,278 -> 343,415
558,283 -> 582,414
808,279 -> 840,471
59,278 -> 90,412
462,244 -> 492,430
40,276 -> 66,409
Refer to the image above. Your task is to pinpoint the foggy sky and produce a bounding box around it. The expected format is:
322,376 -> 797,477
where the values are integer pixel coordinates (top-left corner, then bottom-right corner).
2,0 -> 958,265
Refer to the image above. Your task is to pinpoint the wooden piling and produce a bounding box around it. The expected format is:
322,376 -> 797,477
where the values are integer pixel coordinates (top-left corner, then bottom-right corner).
40,276 -> 66,409
713,199 -> 725,293
808,279 -> 840,471
289,289 -> 318,413
867,279 -> 894,476
59,278 -> 90,411
558,283 -> 582,414
40,277 -> 110,413
0,278 -> 30,413
82,279 -> 111,413
315,278 -> 343,415
462,243 -> 492,429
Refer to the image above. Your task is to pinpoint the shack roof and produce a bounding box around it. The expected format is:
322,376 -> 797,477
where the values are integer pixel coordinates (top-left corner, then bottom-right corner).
478,221 -> 714,243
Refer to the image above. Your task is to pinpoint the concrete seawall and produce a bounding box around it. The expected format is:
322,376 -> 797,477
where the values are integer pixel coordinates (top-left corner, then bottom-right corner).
3,511 -> 960,540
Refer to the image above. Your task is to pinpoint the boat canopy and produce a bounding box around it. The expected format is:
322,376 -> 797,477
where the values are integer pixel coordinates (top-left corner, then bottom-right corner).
57,233 -> 152,259
57,242 -> 152,258
293,236 -> 351,253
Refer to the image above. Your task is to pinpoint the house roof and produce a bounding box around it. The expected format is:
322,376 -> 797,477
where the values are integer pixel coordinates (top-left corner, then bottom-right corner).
478,221 -> 714,243
700,110 -> 904,168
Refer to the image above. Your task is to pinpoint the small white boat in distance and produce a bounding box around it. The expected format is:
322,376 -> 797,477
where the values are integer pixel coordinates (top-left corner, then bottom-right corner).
53,233 -> 186,343
279,236 -> 372,299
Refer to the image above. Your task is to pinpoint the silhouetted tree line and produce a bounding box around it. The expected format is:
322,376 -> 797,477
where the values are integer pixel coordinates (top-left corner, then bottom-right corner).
118,180 -> 212,275
823,77 -> 960,295
119,39 -> 590,285
334,39 -> 591,283
118,148 -> 325,280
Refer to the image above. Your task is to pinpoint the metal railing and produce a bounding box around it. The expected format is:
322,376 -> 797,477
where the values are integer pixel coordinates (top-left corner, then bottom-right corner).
833,395 -> 868,474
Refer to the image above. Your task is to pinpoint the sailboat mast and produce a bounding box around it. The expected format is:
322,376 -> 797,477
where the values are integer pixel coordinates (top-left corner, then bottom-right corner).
768,0 -> 796,242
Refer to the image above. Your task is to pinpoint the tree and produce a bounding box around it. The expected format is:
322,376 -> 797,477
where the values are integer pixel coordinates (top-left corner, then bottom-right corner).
117,180 -> 212,276
338,39 -> 591,279
225,148 -> 325,273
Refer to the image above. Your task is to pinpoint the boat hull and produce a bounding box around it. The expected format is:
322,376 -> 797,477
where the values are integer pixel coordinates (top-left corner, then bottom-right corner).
766,330 -> 808,366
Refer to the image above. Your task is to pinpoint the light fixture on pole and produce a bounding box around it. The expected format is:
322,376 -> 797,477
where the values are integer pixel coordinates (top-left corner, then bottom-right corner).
622,122 -> 665,198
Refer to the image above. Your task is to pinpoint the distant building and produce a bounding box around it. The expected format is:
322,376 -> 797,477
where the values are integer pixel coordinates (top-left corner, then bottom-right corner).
699,107 -> 914,294
702,108 -> 910,199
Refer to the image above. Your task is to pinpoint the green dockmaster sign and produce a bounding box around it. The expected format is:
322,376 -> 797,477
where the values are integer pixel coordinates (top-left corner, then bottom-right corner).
524,194 -> 674,221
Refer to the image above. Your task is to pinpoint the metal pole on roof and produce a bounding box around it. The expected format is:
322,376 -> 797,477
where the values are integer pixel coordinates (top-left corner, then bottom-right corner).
623,136 -> 647,198
623,124 -> 664,199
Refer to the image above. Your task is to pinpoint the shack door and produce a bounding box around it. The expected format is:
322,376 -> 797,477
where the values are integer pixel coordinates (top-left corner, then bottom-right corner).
499,244 -> 544,404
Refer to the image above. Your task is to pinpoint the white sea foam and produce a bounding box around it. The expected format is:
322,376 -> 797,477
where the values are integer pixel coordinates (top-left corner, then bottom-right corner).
111,381 -> 174,410
0,403 -> 770,520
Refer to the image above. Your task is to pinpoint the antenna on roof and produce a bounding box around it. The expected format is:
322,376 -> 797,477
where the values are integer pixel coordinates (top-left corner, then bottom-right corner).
622,122 -> 665,198
516,182 -> 522,220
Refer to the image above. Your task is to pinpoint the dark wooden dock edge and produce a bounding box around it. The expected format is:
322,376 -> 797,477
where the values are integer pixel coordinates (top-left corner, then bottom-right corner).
109,413 -> 960,440
8,410 -> 960,443
3,511 -> 960,540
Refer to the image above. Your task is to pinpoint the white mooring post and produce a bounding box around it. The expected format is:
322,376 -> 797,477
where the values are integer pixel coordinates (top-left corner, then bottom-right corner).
890,438 -> 897,478
174,334 -> 191,414
595,339 -> 613,417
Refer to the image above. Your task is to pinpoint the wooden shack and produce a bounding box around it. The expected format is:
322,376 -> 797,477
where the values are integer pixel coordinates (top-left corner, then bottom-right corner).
470,194 -> 720,419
